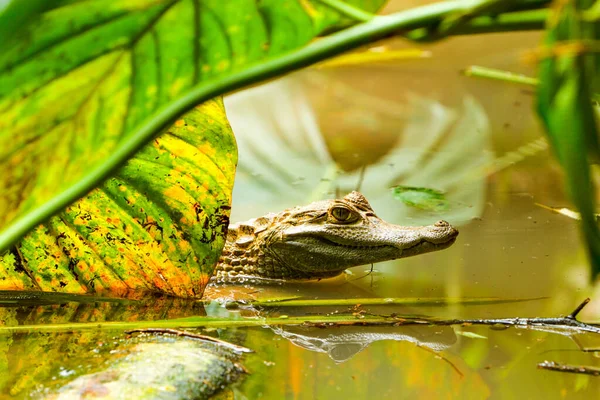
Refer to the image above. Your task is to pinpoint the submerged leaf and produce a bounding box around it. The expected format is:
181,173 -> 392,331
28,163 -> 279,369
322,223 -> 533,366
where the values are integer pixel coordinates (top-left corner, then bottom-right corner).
392,186 -> 450,212
0,99 -> 236,298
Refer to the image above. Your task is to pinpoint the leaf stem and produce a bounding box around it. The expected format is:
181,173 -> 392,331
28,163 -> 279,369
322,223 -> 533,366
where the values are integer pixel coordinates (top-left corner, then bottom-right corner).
316,0 -> 375,23
463,65 -> 538,86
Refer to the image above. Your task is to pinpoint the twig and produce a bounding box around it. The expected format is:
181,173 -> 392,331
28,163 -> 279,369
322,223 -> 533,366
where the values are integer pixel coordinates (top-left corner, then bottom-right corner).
125,328 -> 253,353
417,344 -> 464,378
425,298 -> 600,335
299,298 -> 600,335
538,361 -> 600,376
568,298 -> 590,319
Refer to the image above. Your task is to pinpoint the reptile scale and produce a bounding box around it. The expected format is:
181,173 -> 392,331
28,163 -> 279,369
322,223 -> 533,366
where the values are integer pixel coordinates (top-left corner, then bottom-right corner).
215,191 -> 458,281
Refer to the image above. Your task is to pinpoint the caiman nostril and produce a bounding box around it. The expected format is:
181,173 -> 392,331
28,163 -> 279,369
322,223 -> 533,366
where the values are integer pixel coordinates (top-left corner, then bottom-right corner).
434,220 -> 449,228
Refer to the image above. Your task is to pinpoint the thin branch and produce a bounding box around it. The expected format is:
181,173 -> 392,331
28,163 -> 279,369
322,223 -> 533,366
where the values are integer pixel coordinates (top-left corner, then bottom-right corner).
417,344 -> 464,378
538,361 -> 600,376
568,297 -> 590,319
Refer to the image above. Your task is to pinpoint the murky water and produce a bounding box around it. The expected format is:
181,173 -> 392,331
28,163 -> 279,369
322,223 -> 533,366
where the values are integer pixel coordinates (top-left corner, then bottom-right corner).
2,4 -> 600,398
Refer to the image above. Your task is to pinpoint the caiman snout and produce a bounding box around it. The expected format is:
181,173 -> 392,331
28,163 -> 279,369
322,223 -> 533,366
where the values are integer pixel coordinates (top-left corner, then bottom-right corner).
426,220 -> 459,244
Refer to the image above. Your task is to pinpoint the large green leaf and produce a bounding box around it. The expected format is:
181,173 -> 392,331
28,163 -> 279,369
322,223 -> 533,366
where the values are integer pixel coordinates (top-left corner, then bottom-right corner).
0,0 -> 386,251
0,99 -> 236,298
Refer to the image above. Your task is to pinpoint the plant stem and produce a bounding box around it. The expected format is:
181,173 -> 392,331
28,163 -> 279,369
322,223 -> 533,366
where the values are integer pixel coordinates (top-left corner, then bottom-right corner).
241,296 -> 547,308
1,298 -> 598,335
538,361 -> 600,376
453,9 -> 549,35
317,0 -> 375,23
464,65 -> 538,86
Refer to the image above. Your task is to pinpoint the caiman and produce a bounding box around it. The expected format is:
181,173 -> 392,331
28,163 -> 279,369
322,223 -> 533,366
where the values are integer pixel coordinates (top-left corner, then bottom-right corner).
215,191 -> 458,281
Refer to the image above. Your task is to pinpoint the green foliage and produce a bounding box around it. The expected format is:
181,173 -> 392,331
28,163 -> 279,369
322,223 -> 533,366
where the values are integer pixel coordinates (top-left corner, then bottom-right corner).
536,0 -> 600,279
392,186 -> 450,212
0,100 -> 236,298
0,0 -> 386,253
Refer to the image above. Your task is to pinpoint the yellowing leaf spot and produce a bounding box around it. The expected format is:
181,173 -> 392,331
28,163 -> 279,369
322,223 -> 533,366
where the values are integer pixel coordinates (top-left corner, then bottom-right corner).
169,78 -> 186,98
178,240 -> 191,252
216,60 -> 230,71
146,85 -> 157,96
73,216 -> 88,226
119,185 -> 127,192
198,143 -> 217,158
175,119 -> 185,127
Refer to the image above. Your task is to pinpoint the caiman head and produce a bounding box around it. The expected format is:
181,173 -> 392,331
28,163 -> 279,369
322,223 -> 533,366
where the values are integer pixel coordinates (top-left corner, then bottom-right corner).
217,191 -> 458,281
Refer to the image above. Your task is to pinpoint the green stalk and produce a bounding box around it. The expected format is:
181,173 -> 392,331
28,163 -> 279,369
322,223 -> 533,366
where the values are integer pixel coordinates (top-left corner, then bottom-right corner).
240,296 -> 547,308
452,9 -> 548,35
464,65 -> 539,86
0,314 -> 396,334
317,0 -> 375,23
0,1 -> 550,251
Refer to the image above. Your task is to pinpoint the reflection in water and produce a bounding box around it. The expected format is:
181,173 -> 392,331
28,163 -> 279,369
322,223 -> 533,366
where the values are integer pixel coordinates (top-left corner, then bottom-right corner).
33,333 -> 247,400
222,66 -> 600,398
224,71 -> 491,227
271,325 -> 456,363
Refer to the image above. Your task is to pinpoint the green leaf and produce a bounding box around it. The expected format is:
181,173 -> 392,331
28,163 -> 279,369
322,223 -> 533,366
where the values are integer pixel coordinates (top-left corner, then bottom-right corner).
0,99 -> 236,298
0,0 -> 387,252
392,185 -> 450,212
536,0 -> 600,279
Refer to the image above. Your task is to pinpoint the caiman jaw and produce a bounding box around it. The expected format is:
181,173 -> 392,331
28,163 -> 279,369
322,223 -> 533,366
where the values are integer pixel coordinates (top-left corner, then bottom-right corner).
275,219 -> 459,276
315,220 -> 458,251
215,192 -> 459,281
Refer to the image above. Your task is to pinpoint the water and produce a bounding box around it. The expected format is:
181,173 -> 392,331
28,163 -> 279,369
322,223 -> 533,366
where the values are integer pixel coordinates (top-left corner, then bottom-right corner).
2,14 -> 600,400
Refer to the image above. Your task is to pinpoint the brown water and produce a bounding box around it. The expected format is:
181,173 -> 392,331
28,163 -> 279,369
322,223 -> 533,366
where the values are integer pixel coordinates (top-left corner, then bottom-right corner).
219,17 -> 600,398
2,4 -> 600,399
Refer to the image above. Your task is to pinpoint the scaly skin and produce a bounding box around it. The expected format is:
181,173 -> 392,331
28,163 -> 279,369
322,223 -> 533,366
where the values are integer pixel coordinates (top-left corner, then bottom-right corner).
215,191 -> 458,281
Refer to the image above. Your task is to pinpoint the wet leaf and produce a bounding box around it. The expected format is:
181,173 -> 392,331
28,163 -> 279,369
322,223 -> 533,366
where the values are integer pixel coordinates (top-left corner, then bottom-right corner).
392,185 -> 450,212
0,0 -> 386,252
0,99 -> 235,298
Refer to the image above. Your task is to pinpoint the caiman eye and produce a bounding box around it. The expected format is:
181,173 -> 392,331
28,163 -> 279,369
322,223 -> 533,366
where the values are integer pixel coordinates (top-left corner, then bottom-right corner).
331,206 -> 355,223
